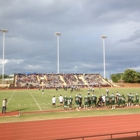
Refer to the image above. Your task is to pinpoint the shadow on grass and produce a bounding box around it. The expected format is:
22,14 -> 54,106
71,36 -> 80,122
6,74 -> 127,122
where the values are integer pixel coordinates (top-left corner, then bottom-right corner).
9,108 -> 29,112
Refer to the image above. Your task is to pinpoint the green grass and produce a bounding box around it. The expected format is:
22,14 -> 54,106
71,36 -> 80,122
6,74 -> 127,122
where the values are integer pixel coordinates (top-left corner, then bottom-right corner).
0,87 -> 140,123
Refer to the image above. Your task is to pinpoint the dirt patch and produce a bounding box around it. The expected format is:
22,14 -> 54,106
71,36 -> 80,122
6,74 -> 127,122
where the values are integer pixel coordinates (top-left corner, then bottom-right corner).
0,111 -> 19,117
114,83 -> 140,87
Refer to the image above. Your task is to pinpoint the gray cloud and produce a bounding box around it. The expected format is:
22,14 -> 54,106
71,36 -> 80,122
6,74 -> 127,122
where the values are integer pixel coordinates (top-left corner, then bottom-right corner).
120,30 -> 140,42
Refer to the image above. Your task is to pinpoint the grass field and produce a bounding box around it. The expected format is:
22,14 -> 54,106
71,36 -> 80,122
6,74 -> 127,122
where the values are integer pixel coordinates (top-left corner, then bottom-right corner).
0,87 -> 140,123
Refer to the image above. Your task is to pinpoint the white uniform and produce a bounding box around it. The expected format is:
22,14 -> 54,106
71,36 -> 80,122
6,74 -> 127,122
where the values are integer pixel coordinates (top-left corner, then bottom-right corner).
2,99 -> 7,113
102,95 -> 106,103
2,100 -> 6,107
59,96 -> 63,102
52,97 -> 56,104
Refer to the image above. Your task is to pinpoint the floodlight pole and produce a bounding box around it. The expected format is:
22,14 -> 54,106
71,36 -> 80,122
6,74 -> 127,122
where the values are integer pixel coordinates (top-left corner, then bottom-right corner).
0,29 -> 8,84
101,35 -> 107,79
55,32 -> 61,74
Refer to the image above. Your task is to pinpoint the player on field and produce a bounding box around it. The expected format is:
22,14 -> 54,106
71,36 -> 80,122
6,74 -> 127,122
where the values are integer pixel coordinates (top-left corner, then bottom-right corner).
63,96 -> 68,109
59,95 -> 63,107
122,95 -> 126,107
135,93 -> 139,106
127,93 -> 133,106
42,87 -> 44,94
87,93 -> 91,108
97,96 -> 103,107
106,88 -> 109,95
68,96 -> 73,109
110,93 -> 115,109
105,95 -> 110,107
84,96 -> 88,109
52,96 -> 56,108
131,94 -> 134,105
102,94 -> 106,107
75,95 -> 79,109
117,94 -> 122,107
78,94 -> 82,108
91,94 -> 97,108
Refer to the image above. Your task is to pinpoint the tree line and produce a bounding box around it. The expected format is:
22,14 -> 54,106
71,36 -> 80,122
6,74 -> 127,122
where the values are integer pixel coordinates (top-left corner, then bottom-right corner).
0,74 -> 9,79
111,69 -> 140,83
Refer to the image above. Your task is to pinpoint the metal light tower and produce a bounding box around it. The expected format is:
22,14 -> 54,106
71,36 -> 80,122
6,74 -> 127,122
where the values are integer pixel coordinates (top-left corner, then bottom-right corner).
55,32 -> 61,74
0,29 -> 8,84
101,35 -> 107,79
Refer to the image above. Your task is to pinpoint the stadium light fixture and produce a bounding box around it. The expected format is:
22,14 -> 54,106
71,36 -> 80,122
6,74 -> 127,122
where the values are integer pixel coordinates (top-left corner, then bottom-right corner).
101,35 -> 107,79
55,32 -> 61,74
0,29 -> 8,84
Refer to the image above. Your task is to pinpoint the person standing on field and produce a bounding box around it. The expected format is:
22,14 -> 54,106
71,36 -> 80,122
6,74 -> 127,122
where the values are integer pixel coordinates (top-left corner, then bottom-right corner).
2,98 -> 7,113
42,87 -> 44,94
52,96 -> 56,108
84,96 -> 88,109
59,95 -> 63,107
69,96 -> 73,109
106,88 -> 109,95
63,96 -> 68,109
78,94 -> 82,108
135,93 -> 139,106
75,95 -> 79,110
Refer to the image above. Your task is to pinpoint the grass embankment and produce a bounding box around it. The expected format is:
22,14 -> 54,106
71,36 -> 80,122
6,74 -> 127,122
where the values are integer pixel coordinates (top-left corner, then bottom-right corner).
1,107 -> 140,123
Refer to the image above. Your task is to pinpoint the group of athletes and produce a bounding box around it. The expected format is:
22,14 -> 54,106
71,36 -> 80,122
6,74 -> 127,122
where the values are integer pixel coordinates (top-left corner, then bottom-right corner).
52,90 -> 139,110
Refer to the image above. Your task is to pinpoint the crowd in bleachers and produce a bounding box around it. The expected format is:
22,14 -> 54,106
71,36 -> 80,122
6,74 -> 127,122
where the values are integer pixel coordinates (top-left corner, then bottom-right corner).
15,74 -> 38,87
14,73 -> 111,88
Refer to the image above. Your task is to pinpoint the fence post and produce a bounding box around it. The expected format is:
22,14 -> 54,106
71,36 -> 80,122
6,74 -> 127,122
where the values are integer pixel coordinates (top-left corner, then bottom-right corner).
111,134 -> 113,139
137,131 -> 138,137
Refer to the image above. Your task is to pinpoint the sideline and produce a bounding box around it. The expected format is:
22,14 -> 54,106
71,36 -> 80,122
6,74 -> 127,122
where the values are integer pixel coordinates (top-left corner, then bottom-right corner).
7,90 -> 16,105
27,90 -> 42,111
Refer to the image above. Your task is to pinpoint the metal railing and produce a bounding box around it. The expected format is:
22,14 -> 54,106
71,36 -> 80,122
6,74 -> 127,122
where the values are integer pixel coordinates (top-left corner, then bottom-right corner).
54,130 -> 140,140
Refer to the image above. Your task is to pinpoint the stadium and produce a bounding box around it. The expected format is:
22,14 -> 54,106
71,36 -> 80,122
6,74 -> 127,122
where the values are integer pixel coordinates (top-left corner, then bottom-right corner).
13,73 -> 112,88
0,72 -> 140,139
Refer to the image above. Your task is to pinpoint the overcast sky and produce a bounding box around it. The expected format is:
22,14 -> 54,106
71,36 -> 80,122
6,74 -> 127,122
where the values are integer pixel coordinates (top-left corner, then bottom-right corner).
0,0 -> 140,78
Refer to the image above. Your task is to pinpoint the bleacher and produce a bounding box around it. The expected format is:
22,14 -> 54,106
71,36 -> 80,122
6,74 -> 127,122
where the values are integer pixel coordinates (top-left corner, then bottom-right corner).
13,73 -> 112,88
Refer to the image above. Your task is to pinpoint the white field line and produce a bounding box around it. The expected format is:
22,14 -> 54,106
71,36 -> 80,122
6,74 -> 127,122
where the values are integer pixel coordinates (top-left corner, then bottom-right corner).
28,90 -> 42,111
48,93 -> 53,97
47,93 -> 59,99
43,92 -> 60,105
7,90 -> 16,105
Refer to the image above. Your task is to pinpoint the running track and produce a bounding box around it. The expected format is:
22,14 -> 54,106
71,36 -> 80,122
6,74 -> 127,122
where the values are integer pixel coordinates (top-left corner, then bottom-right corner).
0,114 -> 140,140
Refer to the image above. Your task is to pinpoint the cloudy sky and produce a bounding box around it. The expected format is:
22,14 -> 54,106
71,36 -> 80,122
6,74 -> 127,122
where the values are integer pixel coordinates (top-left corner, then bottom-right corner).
0,0 -> 140,78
